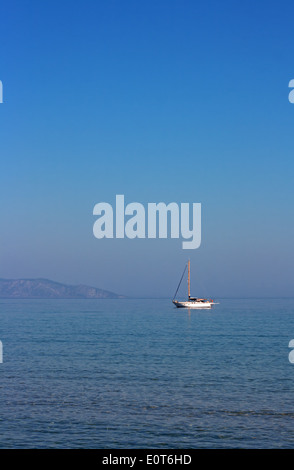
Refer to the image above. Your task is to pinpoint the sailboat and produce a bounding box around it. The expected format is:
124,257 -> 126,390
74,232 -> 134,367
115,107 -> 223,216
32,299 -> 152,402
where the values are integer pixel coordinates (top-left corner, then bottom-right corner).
172,260 -> 214,309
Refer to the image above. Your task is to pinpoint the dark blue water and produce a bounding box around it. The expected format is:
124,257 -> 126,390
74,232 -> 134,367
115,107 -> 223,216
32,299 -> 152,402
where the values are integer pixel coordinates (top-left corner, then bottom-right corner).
0,298 -> 294,448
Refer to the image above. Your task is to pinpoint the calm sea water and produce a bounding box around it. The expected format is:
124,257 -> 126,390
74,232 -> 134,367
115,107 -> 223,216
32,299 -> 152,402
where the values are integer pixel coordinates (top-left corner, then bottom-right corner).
0,298 -> 294,449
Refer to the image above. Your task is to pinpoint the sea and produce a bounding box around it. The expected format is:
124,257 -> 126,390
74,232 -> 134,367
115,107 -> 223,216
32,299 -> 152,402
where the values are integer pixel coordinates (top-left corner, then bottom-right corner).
0,298 -> 294,449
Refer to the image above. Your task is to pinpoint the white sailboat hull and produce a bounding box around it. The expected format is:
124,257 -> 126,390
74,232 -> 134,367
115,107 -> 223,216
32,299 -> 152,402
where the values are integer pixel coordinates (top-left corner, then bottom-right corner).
173,300 -> 212,309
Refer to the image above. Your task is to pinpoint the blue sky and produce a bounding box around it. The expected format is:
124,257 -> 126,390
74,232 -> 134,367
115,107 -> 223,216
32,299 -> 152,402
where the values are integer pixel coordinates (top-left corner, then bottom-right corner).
1,0 -> 294,297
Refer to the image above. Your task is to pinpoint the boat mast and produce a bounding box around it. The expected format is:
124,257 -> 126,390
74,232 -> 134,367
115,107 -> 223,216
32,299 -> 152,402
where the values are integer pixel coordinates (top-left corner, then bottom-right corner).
188,259 -> 190,299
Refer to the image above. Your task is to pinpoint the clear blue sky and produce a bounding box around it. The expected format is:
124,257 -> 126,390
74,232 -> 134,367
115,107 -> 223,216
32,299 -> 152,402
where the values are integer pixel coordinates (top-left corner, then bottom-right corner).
1,0 -> 294,297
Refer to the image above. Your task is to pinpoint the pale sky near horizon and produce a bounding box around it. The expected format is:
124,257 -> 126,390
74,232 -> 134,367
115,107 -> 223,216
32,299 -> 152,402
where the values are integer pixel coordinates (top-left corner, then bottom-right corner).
1,0 -> 294,298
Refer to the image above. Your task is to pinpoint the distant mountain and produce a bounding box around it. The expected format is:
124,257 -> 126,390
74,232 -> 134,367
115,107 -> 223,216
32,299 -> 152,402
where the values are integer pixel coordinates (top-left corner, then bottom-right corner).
0,278 -> 125,299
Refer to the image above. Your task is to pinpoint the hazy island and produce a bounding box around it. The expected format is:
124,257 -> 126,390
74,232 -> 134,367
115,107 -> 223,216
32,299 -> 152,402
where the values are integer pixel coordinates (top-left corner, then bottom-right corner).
0,278 -> 125,299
